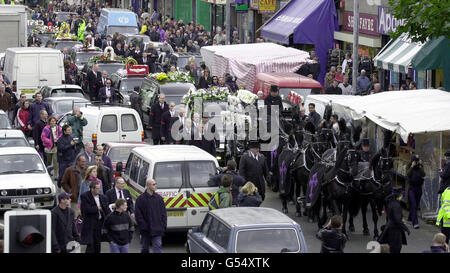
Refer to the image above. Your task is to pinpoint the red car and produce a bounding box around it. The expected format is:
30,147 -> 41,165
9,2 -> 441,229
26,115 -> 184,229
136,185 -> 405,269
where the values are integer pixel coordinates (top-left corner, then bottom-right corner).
103,142 -> 150,172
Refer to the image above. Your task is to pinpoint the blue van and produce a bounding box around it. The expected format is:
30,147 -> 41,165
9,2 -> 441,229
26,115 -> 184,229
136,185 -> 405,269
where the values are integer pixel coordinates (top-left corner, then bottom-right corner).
97,8 -> 139,37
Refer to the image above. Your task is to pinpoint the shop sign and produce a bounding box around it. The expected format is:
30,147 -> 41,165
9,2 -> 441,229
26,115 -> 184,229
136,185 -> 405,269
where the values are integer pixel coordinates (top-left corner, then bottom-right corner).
378,6 -> 406,35
342,11 -> 379,37
250,0 -> 259,10
258,0 -> 275,14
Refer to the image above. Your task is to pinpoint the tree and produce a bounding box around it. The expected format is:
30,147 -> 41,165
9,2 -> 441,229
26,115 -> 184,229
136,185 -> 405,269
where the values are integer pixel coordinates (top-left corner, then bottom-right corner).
388,0 -> 450,43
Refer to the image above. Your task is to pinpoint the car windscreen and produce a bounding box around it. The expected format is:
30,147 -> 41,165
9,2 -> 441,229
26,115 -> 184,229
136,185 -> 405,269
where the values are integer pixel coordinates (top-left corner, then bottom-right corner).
54,100 -> 88,114
107,26 -> 138,35
108,147 -> 135,163
188,161 -> 217,188
235,228 -> 300,253
153,162 -> 183,189
119,78 -> 144,93
97,64 -> 125,76
0,114 -> 11,129
75,52 -> 102,64
0,138 -> 29,148
0,154 -> 45,174
51,89 -> 84,98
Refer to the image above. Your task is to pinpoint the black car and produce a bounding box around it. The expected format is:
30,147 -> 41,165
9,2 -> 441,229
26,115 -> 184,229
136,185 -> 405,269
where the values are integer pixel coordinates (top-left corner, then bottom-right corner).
110,69 -> 146,105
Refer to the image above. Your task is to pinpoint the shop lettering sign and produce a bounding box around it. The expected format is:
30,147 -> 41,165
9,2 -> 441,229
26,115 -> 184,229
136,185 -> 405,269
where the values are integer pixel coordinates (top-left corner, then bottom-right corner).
378,6 -> 406,35
259,0 -> 276,13
342,11 -> 379,37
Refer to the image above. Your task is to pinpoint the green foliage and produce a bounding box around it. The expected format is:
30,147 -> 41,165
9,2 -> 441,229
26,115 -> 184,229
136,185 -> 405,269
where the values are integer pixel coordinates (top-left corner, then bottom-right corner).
388,0 -> 450,43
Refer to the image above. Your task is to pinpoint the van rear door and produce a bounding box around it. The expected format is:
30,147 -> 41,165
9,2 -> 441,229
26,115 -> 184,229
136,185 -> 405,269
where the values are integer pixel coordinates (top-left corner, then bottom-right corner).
99,114 -> 121,142
39,53 -> 63,86
119,112 -> 141,142
17,54 -> 39,98
185,160 -> 219,227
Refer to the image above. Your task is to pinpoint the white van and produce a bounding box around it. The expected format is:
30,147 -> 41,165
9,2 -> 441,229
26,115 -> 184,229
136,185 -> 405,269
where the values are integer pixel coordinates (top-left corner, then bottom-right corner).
3,47 -> 65,99
123,145 -> 220,231
58,105 -> 144,146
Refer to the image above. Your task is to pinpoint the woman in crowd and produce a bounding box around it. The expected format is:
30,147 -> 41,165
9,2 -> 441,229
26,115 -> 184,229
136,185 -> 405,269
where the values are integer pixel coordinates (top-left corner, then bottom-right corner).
17,100 -> 32,138
41,116 -> 62,179
78,165 -> 103,205
197,68 -> 212,89
237,182 -> 262,207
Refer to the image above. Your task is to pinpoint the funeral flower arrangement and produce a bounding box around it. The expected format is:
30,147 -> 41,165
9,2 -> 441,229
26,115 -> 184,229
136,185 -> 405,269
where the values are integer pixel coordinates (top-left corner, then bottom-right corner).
54,22 -> 77,40
34,25 -> 58,34
89,54 -> 127,63
148,71 -> 195,84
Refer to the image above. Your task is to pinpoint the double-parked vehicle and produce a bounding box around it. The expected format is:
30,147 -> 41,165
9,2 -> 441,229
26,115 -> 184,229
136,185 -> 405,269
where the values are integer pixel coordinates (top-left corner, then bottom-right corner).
0,129 -> 34,148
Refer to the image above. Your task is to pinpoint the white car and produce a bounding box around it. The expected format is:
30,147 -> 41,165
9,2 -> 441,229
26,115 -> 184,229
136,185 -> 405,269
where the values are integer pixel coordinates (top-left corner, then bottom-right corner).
0,129 -> 33,148
0,110 -> 11,129
39,84 -> 87,99
0,147 -> 56,210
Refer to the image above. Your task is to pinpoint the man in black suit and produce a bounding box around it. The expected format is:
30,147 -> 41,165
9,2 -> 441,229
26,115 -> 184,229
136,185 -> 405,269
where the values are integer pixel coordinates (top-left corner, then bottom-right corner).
87,64 -> 101,101
149,93 -> 169,145
132,45 -> 143,65
114,42 -> 125,57
160,102 -> 177,144
80,181 -> 111,253
102,35 -> 114,50
142,44 -> 158,73
97,70 -> 108,96
199,113 -> 218,157
94,33 -> 102,48
239,141 -> 269,201
98,79 -> 117,104
105,177 -> 135,218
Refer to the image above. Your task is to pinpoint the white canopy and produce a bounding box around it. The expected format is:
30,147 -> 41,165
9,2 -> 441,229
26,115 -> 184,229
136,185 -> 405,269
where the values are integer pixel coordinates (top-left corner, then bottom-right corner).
306,90 -> 450,142
200,43 -> 311,91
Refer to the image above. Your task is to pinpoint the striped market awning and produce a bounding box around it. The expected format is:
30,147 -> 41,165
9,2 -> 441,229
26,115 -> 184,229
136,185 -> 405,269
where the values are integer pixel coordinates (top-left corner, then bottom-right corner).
374,33 -> 425,73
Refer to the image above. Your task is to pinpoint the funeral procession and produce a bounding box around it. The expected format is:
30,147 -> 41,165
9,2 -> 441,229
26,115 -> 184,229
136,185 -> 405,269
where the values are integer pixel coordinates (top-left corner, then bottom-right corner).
0,0 -> 449,261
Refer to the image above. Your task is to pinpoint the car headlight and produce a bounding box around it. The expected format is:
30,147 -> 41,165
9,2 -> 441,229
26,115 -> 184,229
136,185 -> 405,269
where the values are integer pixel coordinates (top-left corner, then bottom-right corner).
0,190 -> 7,196
44,188 -> 50,194
36,188 -> 43,194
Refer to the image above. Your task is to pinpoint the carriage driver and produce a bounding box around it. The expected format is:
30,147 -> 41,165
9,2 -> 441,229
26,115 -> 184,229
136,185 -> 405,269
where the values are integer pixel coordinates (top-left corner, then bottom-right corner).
357,138 -> 373,162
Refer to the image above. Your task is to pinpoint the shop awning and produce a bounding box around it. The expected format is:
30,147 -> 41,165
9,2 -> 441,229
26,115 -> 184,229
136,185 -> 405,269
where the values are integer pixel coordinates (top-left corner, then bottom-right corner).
260,0 -> 327,44
373,33 -> 425,73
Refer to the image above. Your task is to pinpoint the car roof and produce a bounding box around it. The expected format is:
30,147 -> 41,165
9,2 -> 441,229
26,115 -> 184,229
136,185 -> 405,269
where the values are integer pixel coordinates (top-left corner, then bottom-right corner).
0,129 -> 26,138
44,97 -> 89,102
132,145 -> 217,162
256,72 -> 323,89
6,47 -> 62,54
0,147 -> 39,155
74,105 -> 138,115
210,207 -> 298,227
44,85 -> 83,89
105,142 -> 149,148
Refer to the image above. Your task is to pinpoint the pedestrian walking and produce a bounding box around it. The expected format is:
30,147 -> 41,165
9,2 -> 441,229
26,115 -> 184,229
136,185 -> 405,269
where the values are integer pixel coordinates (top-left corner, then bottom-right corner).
406,154 -> 426,229
78,165 -> 103,205
41,116 -> 62,179
28,92 -> 52,127
135,178 -> 167,253
239,141 -> 269,201
237,182 -> 262,207
80,181 -> 111,253
57,125 -> 78,186
96,144 -> 114,179
316,215 -> 347,253
130,86 -> 143,123
149,93 -> 169,145
94,153 -> 112,194
17,100 -> 32,137
80,142 -> 95,166
32,110 -> 48,162
378,188 -> 410,253
208,160 -> 245,205
423,233 -> 449,253
61,154 -> 87,217
105,177 -> 135,218
67,106 -> 88,151
102,199 -> 134,253
51,192 -> 80,253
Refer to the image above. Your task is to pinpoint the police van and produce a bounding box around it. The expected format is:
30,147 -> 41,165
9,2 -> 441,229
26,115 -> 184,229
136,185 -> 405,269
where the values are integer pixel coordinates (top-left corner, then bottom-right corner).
123,145 -> 220,231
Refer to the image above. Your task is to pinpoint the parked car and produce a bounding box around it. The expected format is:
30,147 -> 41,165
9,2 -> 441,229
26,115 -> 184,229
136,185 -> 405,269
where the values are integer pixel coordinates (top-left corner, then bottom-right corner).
0,129 -> 33,148
0,110 -> 12,129
43,97 -> 90,119
38,84 -> 87,99
0,146 -> 56,210
58,105 -> 145,145
186,207 -> 308,253
123,145 -> 219,231
103,141 -> 149,171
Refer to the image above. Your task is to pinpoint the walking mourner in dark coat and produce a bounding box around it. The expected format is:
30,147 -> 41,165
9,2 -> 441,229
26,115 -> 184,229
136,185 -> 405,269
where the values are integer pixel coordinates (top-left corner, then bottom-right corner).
51,192 -> 80,253
149,94 -> 169,145
105,177 -> 135,217
378,188 -> 410,253
135,178 -> 167,253
407,154 -> 426,229
263,85 -> 283,131
239,141 -> 269,201
80,181 -> 111,253
103,199 -> 134,253
130,86 -> 143,122
316,215 -> 348,253
160,102 -> 177,144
